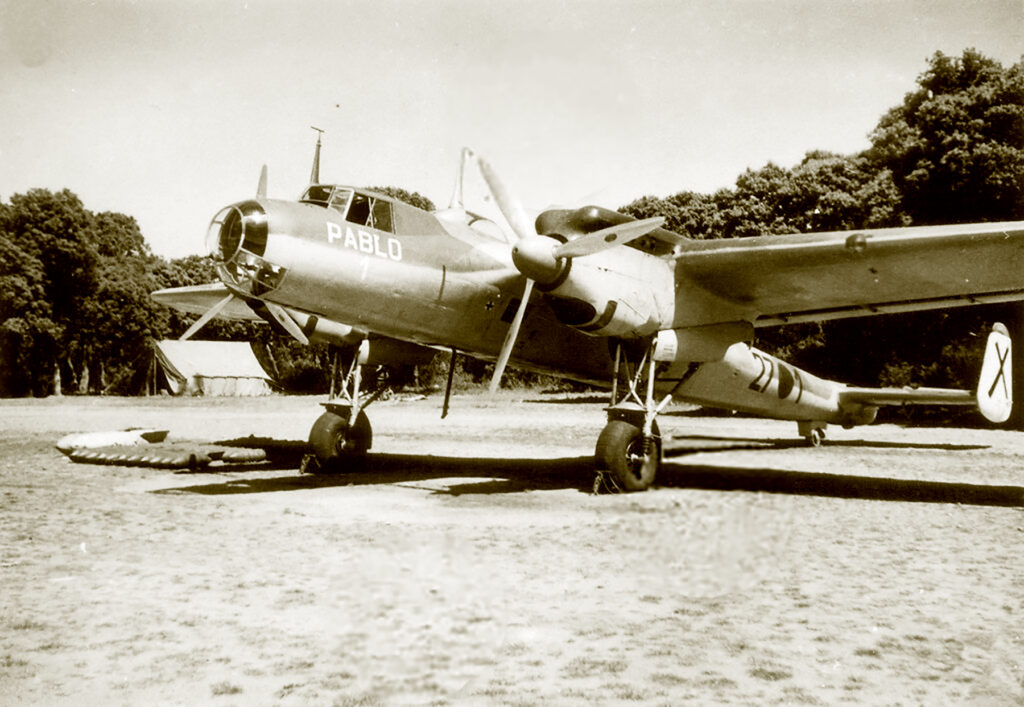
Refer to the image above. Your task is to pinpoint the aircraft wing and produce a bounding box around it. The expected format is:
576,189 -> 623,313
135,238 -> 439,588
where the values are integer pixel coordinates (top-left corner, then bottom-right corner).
673,222 -> 1024,328
151,283 -> 265,321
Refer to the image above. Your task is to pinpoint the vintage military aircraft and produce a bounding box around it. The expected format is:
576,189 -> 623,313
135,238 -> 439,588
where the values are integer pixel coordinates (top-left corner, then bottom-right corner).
153,135 -> 1021,490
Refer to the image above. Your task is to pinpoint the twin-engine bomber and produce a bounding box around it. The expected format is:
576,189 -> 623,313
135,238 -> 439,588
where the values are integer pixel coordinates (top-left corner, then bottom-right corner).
153,138 -> 1021,490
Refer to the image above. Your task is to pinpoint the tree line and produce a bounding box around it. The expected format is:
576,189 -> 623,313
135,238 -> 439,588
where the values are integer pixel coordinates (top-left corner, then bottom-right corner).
2,49 -> 1022,407
620,48 -> 1024,420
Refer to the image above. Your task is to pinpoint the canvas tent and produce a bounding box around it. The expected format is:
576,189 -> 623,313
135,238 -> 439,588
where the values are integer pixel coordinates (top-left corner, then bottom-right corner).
145,340 -> 275,396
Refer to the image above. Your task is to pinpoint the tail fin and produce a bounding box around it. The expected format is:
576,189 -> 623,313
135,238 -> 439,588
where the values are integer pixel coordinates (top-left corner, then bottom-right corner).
976,322 -> 1012,423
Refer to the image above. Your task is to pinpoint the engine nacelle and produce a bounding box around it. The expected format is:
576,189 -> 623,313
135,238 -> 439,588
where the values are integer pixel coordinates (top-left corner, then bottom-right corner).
530,206 -> 675,338
545,262 -> 664,338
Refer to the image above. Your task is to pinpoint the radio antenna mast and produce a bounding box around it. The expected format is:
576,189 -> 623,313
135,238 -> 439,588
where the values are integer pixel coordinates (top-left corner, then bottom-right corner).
309,126 -> 325,185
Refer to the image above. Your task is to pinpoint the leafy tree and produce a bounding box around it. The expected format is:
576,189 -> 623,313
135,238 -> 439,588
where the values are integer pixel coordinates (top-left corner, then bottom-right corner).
0,189 -> 99,394
0,234 -> 61,396
620,191 -> 725,239
868,49 -> 1024,223
91,211 -> 151,259
73,257 -> 170,394
369,186 -> 435,212
2,189 -> 98,329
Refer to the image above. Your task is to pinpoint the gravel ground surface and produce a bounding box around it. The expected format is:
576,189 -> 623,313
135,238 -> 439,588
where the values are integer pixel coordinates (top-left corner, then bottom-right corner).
2,393 -> 1023,705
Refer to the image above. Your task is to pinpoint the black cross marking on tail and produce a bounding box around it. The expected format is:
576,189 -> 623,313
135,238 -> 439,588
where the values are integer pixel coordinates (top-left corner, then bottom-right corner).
987,342 -> 1009,398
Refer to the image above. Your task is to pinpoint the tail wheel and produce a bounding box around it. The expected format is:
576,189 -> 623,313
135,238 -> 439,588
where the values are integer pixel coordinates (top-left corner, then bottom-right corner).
309,410 -> 372,470
807,427 -> 826,447
596,419 -> 661,492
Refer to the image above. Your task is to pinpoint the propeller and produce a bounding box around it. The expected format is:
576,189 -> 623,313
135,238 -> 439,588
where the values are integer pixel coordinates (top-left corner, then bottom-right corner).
477,157 -> 540,392
179,292 -> 235,341
552,217 -> 664,258
477,154 -> 664,391
262,301 -> 310,345
256,164 -> 268,199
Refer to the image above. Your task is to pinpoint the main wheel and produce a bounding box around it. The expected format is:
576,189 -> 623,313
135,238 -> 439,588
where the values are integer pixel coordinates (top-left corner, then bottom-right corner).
596,419 -> 661,492
309,410 -> 372,470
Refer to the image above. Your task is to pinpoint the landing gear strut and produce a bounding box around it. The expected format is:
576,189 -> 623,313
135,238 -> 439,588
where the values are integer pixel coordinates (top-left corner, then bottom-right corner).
595,341 -> 674,492
303,342 -> 389,473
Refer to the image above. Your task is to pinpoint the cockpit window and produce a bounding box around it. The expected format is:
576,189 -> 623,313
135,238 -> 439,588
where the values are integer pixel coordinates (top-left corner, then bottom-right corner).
345,192 -> 394,233
301,185 -> 353,215
347,193 -> 371,226
372,199 -> 393,233
301,186 -> 393,232
301,185 -> 333,206
328,188 -> 352,214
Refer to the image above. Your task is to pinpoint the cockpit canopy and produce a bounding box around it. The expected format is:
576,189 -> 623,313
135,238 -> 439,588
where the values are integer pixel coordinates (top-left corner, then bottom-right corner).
300,185 -> 394,233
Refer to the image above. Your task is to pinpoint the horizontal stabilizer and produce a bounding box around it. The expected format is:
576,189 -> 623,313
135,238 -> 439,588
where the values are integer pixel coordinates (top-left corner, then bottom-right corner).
839,386 -> 975,408
838,322 -> 1013,424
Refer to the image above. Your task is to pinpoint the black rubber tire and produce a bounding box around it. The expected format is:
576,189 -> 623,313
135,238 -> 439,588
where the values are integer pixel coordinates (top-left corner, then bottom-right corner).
596,419 -> 661,492
308,410 -> 372,469
808,428 -> 825,447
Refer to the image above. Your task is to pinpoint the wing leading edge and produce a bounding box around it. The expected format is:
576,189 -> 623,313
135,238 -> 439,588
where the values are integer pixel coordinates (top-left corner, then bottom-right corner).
672,221 -> 1024,328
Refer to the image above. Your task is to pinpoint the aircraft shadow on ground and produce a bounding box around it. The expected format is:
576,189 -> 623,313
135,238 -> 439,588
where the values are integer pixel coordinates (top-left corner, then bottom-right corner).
658,462 -> 1024,507
154,453 -> 597,497
667,434 -> 989,452
523,394 -> 610,405
153,444 -> 1023,507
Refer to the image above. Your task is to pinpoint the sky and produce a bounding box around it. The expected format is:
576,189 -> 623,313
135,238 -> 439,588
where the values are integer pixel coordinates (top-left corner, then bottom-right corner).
1,0 -> 1021,258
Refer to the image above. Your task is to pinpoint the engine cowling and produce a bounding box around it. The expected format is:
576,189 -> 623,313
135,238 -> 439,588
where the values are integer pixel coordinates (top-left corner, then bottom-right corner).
524,207 -> 673,338
545,263 -> 663,338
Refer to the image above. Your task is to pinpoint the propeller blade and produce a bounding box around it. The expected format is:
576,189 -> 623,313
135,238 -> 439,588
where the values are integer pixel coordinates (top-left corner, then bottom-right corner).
489,278 -> 534,393
552,217 -> 665,258
262,302 -> 310,345
477,157 -> 536,242
256,164 -> 268,199
179,293 -> 236,340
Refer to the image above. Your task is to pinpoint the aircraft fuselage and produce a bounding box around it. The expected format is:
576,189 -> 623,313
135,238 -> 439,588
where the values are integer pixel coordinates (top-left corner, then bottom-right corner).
207,189 -> 892,429
212,193 -> 621,386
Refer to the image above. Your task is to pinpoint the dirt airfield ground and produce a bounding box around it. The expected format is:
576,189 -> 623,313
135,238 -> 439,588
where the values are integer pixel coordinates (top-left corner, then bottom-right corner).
1,393 -> 1023,706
